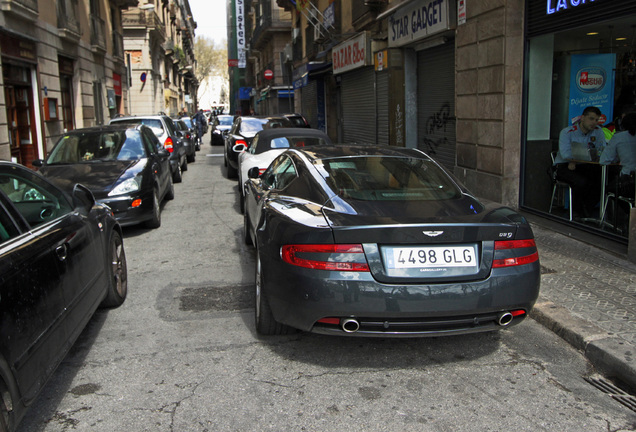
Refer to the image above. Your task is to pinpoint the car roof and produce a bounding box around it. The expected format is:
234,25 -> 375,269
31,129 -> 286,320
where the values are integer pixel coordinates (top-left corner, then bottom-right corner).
254,128 -> 329,141
60,124 -> 142,134
291,145 -> 430,162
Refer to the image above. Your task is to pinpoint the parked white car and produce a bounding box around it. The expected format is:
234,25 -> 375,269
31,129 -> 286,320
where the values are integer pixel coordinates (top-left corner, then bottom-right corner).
235,128 -> 332,212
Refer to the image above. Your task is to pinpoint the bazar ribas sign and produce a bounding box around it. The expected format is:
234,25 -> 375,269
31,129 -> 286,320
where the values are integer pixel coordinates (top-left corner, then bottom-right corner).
333,32 -> 370,75
388,0 -> 452,48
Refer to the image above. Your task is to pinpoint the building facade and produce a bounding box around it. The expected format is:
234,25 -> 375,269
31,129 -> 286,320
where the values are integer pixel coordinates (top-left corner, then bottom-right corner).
230,0 -> 636,259
0,0 -> 137,167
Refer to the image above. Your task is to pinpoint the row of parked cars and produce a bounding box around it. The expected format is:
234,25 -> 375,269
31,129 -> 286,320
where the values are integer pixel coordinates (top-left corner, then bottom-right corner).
215,112 -> 542,339
0,113 -> 204,431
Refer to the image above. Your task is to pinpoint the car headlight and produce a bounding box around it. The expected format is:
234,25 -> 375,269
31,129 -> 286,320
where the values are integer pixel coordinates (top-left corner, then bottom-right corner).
109,177 -> 140,196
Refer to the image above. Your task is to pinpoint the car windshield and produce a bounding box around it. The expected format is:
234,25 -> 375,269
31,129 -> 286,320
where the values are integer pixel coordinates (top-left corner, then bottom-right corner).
287,116 -> 306,127
218,116 -> 233,126
181,118 -> 193,128
269,136 -> 328,149
317,156 -> 461,201
47,130 -> 145,163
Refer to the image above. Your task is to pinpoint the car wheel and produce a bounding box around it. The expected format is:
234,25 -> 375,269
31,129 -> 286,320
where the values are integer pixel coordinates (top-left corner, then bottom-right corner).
243,210 -> 252,246
165,177 -> 175,201
187,151 -> 195,163
255,248 -> 290,335
100,230 -> 128,308
173,163 -> 183,183
239,190 -> 245,214
182,158 -> 188,172
145,189 -> 161,229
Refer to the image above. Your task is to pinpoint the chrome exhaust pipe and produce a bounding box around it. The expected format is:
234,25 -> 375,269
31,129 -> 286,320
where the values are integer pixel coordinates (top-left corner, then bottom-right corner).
341,318 -> 360,333
497,312 -> 514,326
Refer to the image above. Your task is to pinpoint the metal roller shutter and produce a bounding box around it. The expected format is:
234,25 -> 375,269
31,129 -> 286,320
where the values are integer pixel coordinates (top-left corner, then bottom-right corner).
417,44 -> 456,171
341,67 -> 375,144
376,71 -> 389,146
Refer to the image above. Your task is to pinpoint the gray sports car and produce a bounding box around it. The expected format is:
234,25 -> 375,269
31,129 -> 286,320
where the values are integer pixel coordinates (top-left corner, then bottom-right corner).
243,145 -> 541,337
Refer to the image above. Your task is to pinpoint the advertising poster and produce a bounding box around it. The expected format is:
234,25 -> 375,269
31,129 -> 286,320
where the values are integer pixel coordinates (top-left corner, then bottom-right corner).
568,53 -> 616,125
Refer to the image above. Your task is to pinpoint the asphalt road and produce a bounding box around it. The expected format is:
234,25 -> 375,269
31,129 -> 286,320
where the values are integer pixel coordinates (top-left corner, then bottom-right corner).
17,134 -> 636,432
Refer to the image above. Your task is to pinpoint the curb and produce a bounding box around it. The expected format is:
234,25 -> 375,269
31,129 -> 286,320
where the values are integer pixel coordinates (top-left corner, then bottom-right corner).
531,300 -> 636,391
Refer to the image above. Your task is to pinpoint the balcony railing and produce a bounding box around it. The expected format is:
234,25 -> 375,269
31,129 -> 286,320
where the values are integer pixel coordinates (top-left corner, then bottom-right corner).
122,10 -> 166,40
90,14 -> 106,53
112,30 -> 124,59
57,0 -> 81,41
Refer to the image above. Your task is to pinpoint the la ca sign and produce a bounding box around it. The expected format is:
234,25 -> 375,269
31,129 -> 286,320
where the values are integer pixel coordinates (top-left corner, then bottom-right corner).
546,0 -> 600,15
389,0 -> 451,48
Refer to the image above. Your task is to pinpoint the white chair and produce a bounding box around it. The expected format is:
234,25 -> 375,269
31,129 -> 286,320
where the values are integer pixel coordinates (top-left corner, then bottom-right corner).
549,151 -> 573,221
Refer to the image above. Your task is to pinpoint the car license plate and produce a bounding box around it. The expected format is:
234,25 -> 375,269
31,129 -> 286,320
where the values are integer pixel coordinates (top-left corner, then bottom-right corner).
387,245 -> 478,269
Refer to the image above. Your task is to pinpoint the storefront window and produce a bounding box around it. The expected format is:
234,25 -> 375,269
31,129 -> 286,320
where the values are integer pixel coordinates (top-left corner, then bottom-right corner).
523,16 -> 636,239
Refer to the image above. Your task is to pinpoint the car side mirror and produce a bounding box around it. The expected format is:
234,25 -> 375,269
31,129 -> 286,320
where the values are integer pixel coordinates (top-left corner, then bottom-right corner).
72,183 -> 95,216
158,149 -> 170,158
32,159 -> 44,168
233,143 -> 247,153
247,167 -> 261,179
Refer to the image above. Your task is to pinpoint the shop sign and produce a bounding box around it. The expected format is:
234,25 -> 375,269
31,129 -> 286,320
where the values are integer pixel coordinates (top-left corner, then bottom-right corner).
0,33 -> 37,63
333,32 -> 370,75
388,0 -> 451,48
323,3 -> 335,28
113,73 -> 122,96
568,53 -> 616,125
235,0 -> 246,68
546,0 -> 605,15
239,87 -> 252,100
228,59 -> 239,67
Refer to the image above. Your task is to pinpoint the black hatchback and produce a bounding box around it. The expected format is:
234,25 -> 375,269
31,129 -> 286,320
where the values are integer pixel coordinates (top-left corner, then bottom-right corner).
34,124 -> 174,228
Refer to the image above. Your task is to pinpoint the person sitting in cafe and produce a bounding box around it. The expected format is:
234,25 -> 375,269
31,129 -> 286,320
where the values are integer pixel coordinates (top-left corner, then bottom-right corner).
600,111 -> 636,199
553,106 -> 606,218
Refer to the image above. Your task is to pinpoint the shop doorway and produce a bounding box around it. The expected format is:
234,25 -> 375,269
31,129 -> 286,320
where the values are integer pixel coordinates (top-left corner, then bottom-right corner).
4,82 -> 36,167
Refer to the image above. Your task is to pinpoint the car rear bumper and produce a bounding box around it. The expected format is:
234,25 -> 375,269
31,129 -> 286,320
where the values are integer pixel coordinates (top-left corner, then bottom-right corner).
262,263 -> 540,337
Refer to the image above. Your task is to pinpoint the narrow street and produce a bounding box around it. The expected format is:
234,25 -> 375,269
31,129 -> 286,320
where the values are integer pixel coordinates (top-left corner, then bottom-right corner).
17,133 -> 635,432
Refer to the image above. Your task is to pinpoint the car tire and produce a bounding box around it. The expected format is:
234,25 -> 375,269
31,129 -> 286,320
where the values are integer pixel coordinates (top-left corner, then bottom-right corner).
182,158 -> 188,172
239,190 -> 245,214
173,164 -> 183,183
187,152 -> 195,163
165,177 -> 175,201
145,190 -> 161,229
100,230 -> 128,308
255,248 -> 291,335
243,210 -> 252,246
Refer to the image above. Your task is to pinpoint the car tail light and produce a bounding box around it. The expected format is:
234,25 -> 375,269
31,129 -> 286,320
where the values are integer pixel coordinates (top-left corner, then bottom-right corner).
492,239 -> 539,268
164,137 -> 174,153
131,199 -> 142,208
186,132 -> 191,139
236,139 -> 247,147
281,244 -> 370,272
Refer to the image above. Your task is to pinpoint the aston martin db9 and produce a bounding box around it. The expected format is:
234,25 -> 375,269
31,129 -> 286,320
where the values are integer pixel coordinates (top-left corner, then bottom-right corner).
242,145 -> 540,337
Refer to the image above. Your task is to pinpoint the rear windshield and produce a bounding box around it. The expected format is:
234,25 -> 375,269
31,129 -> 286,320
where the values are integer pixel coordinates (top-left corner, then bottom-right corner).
218,116 -> 233,126
317,156 -> 461,201
47,130 -> 145,163
113,119 -> 165,137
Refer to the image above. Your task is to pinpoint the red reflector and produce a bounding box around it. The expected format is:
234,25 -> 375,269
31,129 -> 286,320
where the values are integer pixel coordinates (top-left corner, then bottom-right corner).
281,244 -> 369,272
258,168 -> 267,175
511,310 -> 526,317
317,317 -> 340,325
493,251 -> 539,268
131,199 -> 142,208
164,137 -> 174,153
494,239 -> 536,250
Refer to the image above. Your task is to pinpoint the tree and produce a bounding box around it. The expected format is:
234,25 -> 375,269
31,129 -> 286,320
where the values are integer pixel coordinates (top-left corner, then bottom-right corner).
195,36 -> 229,108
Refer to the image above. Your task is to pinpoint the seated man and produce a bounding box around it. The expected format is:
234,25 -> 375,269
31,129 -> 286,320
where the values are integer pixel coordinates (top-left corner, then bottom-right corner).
600,111 -> 636,199
553,106 -> 606,217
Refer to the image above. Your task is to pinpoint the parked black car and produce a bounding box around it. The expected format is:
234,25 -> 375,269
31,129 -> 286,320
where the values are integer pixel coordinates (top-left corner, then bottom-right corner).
179,116 -> 200,151
224,115 -> 293,178
34,124 -> 174,228
243,145 -> 541,337
283,113 -> 311,128
173,118 -> 197,162
210,114 -> 234,146
109,114 -> 187,183
0,161 -> 127,431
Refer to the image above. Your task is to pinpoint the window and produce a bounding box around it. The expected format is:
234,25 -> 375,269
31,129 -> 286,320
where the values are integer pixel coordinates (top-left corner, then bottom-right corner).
262,156 -> 297,190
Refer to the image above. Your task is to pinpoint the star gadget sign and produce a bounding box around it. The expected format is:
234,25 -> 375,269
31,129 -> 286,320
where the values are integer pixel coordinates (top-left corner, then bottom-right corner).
546,0 -> 598,15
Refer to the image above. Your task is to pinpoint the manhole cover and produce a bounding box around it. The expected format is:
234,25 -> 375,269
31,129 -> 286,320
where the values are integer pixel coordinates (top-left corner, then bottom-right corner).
179,285 -> 254,312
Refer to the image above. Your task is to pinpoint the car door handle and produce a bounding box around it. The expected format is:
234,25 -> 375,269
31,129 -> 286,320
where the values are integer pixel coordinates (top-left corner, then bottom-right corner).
55,244 -> 68,262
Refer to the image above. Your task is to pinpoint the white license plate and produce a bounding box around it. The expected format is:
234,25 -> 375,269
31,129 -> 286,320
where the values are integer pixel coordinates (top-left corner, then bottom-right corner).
388,245 -> 478,269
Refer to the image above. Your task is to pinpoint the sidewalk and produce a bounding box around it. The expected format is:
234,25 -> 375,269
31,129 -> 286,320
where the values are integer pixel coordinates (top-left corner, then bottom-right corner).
528,221 -> 636,390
